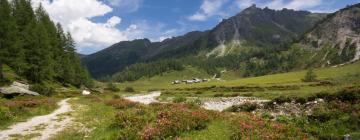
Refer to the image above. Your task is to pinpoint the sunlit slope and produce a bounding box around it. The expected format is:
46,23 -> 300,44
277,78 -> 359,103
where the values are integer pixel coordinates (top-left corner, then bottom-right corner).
119,62 -> 360,91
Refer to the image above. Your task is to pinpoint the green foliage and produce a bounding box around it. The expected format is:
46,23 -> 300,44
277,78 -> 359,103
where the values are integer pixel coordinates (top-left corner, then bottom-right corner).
0,106 -> 11,121
113,59 -> 184,82
230,113 -> 306,140
0,0 -> 92,88
303,68 -> 317,82
124,87 -> 135,92
0,96 -> 57,129
106,82 -> 120,92
225,103 -> 259,112
173,96 -> 187,103
30,83 -> 55,96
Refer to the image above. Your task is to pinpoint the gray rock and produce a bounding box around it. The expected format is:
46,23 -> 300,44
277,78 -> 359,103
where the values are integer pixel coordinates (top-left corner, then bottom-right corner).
0,81 -> 39,96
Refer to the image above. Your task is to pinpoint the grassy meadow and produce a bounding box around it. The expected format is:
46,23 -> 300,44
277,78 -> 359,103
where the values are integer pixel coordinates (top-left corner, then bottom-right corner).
118,62 -> 360,100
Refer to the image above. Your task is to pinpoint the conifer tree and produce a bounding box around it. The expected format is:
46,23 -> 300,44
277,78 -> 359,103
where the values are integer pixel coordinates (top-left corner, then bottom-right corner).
0,0 -> 20,80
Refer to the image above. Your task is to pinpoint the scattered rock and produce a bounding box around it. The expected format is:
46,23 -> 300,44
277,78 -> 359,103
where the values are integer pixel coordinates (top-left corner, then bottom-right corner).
202,96 -> 269,111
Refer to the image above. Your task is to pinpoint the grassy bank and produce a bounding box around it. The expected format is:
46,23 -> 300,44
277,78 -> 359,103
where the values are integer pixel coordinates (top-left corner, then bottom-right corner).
0,96 -> 59,130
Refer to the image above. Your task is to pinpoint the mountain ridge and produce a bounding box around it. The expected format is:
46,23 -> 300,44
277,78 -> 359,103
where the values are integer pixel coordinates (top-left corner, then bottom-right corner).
83,5 -> 326,78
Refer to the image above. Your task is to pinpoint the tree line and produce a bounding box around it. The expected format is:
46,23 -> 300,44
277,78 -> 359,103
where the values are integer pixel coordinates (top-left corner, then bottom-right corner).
0,0 -> 92,87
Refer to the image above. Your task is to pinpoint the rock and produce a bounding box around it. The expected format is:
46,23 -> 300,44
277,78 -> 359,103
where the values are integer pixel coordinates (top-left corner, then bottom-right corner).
0,81 -> 39,96
82,90 -> 91,95
317,98 -> 324,102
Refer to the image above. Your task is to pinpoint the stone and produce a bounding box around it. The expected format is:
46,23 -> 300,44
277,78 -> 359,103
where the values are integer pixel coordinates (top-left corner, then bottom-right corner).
0,81 -> 39,96
82,90 -> 91,95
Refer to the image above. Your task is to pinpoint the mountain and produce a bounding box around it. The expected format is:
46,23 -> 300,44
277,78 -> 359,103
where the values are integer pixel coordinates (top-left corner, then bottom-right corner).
82,5 -> 326,79
82,31 -> 206,78
299,3 -> 360,66
206,5 -> 325,55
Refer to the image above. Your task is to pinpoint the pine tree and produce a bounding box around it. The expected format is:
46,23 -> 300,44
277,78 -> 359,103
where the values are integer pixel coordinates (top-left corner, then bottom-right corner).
0,0 -> 18,81
0,0 -> 12,81
0,0 -> 93,88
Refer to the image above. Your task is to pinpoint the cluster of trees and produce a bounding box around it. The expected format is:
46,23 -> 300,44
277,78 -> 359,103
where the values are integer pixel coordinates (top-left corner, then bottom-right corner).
112,60 -> 184,82
109,42 -> 319,82
0,0 -> 92,87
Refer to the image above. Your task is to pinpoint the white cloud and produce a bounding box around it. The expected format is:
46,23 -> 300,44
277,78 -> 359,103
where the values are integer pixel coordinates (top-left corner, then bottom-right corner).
265,0 -> 323,10
235,0 -> 254,9
31,0 -> 146,54
107,0 -> 142,13
188,0 -> 228,21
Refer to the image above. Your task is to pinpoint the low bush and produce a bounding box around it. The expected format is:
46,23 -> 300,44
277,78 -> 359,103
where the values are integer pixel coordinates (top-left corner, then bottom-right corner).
213,93 -> 224,97
226,103 -> 259,112
0,97 -> 57,127
226,93 -> 240,97
140,106 -> 210,140
173,96 -> 186,103
124,87 -> 135,92
30,84 -> 55,96
0,106 -> 12,120
105,98 -> 138,109
230,113 -> 306,140
106,82 -> 120,92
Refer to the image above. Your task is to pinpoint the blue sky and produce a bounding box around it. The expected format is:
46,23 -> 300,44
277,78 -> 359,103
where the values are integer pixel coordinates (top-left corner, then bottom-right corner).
33,0 -> 360,54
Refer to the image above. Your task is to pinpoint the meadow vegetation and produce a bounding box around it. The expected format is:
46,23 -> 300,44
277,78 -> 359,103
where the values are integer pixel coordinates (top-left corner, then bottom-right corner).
0,96 -> 58,130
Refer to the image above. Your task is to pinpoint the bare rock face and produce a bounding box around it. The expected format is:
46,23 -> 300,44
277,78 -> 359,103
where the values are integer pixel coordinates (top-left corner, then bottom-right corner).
301,4 -> 360,64
0,81 -> 40,96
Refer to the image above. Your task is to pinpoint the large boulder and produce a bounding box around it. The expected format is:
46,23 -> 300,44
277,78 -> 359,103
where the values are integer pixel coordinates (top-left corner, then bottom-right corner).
0,81 -> 40,96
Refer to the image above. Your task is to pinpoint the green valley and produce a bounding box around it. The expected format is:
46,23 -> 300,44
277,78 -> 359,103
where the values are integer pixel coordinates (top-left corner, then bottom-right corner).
0,1 -> 360,140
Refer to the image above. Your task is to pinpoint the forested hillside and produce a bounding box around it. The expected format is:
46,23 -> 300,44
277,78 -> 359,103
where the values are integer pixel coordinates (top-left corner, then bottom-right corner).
108,4 -> 360,83
83,5 -> 326,80
0,0 -> 92,87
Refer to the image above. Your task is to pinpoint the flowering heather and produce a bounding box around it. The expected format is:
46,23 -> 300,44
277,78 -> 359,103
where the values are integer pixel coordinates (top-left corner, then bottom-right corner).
105,98 -> 138,109
230,113 -> 306,140
140,104 -> 211,140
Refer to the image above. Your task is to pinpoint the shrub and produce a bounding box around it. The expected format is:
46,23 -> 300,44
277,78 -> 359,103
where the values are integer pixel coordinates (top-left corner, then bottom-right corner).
225,103 -> 258,112
271,96 -> 292,104
141,108 -> 210,140
106,82 -> 120,92
230,113 -> 306,140
112,111 -> 147,129
336,89 -> 360,102
302,68 -> 317,82
242,93 -> 253,97
213,93 -> 224,97
0,106 -> 12,120
195,91 -> 203,95
173,96 -> 186,103
30,84 -> 55,96
124,87 -> 135,92
112,94 -> 121,99
105,98 -> 138,109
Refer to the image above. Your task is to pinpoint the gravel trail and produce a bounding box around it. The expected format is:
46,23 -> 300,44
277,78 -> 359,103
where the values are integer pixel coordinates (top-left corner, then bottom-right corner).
0,98 -> 74,140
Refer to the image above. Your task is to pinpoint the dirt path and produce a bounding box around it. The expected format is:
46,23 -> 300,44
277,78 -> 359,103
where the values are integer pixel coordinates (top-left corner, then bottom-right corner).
124,91 -> 161,104
0,98 -> 74,140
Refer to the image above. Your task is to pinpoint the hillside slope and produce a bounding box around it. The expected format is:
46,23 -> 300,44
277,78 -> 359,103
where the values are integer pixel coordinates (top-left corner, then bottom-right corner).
300,3 -> 360,66
82,5 -> 325,78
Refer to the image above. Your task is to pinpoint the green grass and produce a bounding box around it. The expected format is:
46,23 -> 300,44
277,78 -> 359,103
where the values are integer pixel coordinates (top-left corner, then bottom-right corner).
118,62 -> 360,100
118,66 -> 210,91
51,96 -> 119,140
180,119 -> 231,140
119,62 -> 360,91
0,96 -> 59,130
